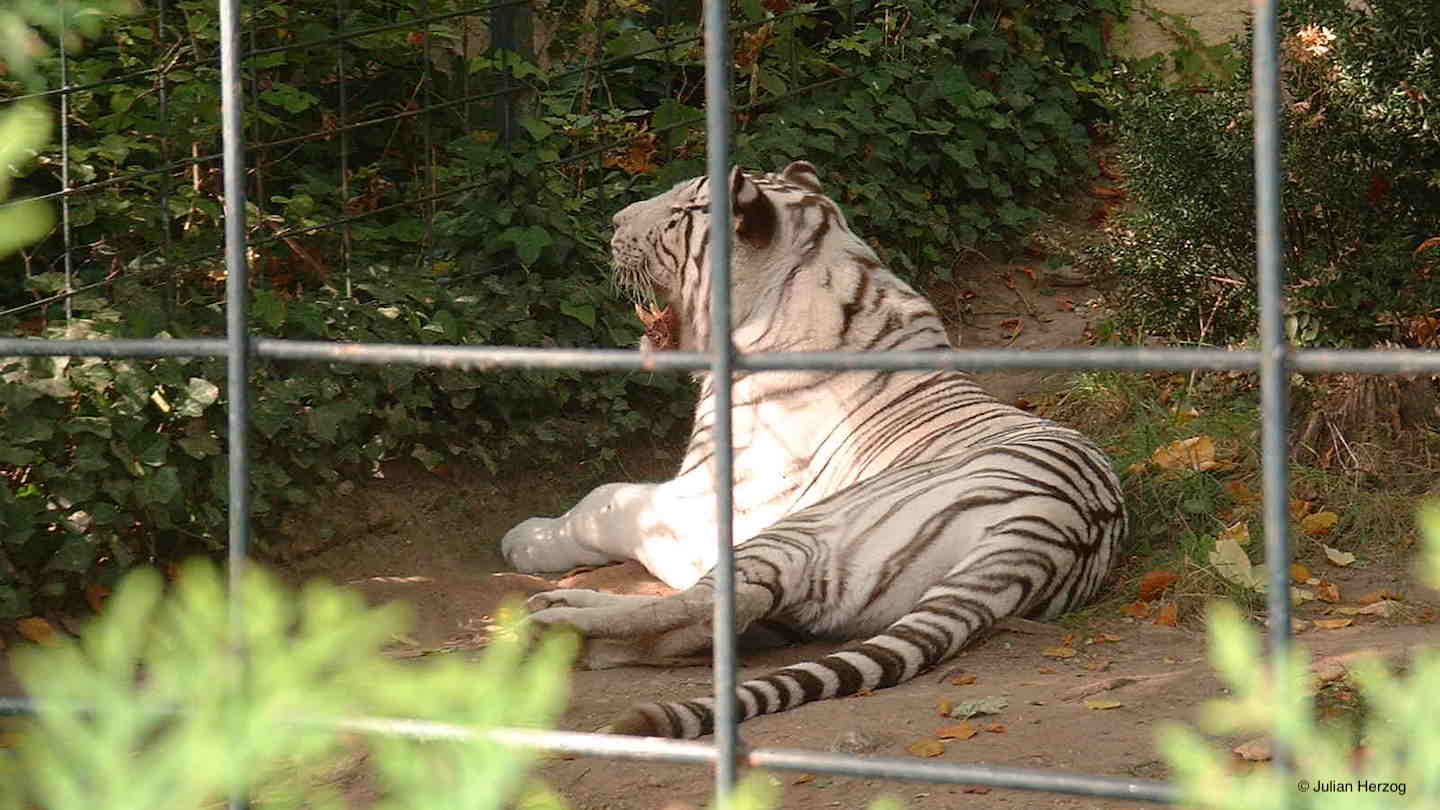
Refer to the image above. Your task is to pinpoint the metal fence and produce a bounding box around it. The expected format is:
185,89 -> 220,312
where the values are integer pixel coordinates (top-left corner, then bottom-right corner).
4,0 -> 1440,806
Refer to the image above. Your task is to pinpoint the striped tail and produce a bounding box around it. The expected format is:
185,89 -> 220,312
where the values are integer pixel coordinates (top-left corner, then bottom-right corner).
599,548 -> 1075,739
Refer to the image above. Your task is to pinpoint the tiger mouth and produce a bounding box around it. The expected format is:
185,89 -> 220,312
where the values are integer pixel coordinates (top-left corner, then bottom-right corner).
635,301 -> 679,351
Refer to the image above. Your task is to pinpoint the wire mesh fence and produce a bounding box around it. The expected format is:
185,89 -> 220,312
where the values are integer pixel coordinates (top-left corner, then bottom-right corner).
4,0 -> 1440,806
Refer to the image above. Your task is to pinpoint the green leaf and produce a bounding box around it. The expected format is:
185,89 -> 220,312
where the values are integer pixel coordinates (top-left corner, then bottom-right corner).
559,300 -> 596,328
177,433 -> 221,459
502,225 -> 553,265
519,116 -> 553,141
134,467 -> 181,506
176,377 -> 220,418
63,417 -> 112,439
46,536 -> 97,573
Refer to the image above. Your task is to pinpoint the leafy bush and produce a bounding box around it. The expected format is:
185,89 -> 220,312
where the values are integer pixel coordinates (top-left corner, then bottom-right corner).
1105,0 -> 1440,347
0,0 -> 1129,612
1160,503 -> 1440,808
0,560 -> 576,809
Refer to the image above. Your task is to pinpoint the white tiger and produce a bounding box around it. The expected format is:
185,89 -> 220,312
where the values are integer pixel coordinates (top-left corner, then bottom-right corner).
501,161 -> 1126,738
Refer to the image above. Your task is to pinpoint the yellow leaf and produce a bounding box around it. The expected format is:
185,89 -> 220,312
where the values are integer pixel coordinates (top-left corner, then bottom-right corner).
1289,562 -> 1313,583
1085,700 -> 1124,710
1314,618 -> 1354,630
1210,535 -> 1267,592
936,722 -> 978,740
17,617 -> 57,646
1219,521 -> 1251,546
1301,511 -> 1340,537
793,774 -> 815,785
906,739 -> 946,758
1323,544 -> 1356,567
949,673 -> 976,686
1041,646 -> 1076,659
936,698 -> 954,717
1149,436 -> 1218,472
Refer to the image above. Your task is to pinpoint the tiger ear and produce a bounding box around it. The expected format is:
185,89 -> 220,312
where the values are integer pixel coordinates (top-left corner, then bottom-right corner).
730,166 -> 777,250
780,160 -> 822,192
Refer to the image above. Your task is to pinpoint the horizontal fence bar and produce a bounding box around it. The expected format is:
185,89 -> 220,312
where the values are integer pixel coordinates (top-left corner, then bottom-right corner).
2,699 -> 1177,802
3,338 -> 1438,376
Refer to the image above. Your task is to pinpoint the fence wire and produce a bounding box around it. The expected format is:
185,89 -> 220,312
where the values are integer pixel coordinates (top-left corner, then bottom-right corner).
3,0 -> 1437,806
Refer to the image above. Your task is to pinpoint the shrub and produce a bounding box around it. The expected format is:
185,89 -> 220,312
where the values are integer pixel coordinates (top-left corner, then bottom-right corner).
0,560 -> 576,809
1105,0 -> 1440,347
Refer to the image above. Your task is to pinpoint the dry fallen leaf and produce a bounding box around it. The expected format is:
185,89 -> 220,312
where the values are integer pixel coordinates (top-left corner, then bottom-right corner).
950,673 -> 977,686
17,617 -> 57,646
906,739 -> 947,758
1042,646 -> 1077,659
1211,534 -> 1268,592
949,697 -> 1009,718
936,722 -> 978,740
1138,570 -> 1179,601
1122,601 -> 1151,619
1323,545 -> 1356,567
1314,618 -> 1354,630
984,723 -> 1007,734
1358,589 -> 1401,605
1290,499 -> 1315,520
1150,436 -> 1220,472
1291,587 -> 1316,606
1154,602 -> 1180,627
1219,521 -> 1251,546
1290,562 -> 1313,583
1085,700 -> 1124,711
793,774 -> 815,785
84,583 -> 111,614
937,698 -> 955,717
1224,480 -> 1261,505
1315,580 -> 1341,603
1084,659 -> 1113,672
1086,633 -> 1124,645
1358,600 -> 1398,617
1301,511 -> 1340,537
1233,738 -> 1272,761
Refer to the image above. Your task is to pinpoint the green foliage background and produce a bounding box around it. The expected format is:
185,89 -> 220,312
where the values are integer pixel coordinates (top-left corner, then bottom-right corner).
0,0 -> 1128,616
1104,0 -> 1440,347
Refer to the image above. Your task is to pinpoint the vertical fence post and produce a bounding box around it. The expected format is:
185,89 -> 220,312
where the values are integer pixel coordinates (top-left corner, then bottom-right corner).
1253,0 -> 1293,795
703,0 -> 740,796
218,0 -> 252,596
217,15 -> 252,804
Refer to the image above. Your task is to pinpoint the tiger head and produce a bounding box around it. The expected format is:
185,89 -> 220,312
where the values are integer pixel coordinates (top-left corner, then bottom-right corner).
610,160 -> 842,353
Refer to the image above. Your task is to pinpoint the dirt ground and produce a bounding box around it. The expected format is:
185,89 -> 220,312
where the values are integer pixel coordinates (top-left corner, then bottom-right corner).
266,258 -> 1440,810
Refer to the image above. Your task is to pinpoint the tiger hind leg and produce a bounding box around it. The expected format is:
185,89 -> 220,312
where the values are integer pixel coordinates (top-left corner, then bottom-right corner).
606,545 -> 1080,738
